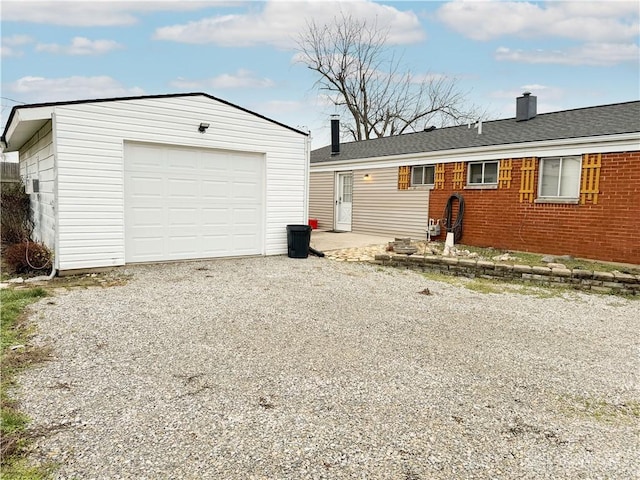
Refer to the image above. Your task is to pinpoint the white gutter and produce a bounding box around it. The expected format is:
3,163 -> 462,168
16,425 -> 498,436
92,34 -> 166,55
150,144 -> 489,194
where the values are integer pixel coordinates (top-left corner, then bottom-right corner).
310,132 -> 640,172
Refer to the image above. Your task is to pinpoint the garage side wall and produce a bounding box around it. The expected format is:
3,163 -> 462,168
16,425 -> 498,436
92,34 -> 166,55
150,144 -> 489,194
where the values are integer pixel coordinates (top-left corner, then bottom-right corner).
53,96 -> 307,270
18,121 -> 56,251
352,167 -> 429,239
309,171 -> 334,230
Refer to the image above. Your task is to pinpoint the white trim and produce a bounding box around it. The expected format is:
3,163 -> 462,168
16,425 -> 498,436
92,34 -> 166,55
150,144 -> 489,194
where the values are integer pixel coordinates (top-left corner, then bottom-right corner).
51,111 -> 60,271
537,155 -> 582,199
310,133 -> 640,172
535,198 -> 579,204
410,164 -> 435,187
334,171 -> 353,232
465,184 -> 498,190
467,160 -> 499,186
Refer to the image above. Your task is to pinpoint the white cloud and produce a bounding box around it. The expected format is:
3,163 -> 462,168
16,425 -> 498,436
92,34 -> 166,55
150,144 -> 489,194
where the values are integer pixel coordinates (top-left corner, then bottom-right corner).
154,0 -> 424,47
1,34 -> 35,57
3,34 -> 35,46
260,99 -> 304,114
35,37 -> 124,55
2,0 -> 216,27
436,0 -> 639,42
5,76 -> 145,103
169,70 -> 275,90
495,43 -> 640,66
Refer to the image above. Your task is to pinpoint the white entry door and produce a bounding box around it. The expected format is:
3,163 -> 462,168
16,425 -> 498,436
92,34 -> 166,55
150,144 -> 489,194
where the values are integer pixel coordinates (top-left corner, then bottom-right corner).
335,172 -> 353,232
124,142 -> 264,263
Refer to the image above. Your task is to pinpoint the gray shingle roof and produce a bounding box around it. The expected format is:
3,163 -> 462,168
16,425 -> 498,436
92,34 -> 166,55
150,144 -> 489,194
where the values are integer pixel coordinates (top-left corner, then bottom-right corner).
310,100 -> 640,163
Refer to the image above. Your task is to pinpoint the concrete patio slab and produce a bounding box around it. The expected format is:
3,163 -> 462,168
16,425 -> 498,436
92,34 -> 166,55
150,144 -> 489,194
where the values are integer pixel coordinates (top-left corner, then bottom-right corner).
310,230 -> 392,252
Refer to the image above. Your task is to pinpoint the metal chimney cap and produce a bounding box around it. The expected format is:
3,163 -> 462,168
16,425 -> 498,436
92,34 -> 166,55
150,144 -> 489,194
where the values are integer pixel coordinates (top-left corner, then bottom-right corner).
522,91 -> 531,96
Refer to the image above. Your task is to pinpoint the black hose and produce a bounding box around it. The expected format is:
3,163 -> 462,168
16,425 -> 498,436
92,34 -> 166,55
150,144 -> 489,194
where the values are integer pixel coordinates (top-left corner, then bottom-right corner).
443,193 -> 465,243
309,246 -> 325,257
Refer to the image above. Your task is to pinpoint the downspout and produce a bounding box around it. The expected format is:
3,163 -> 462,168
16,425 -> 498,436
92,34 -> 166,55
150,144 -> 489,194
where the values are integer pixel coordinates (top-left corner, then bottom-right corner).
48,111 -> 59,279
303,130 -> 311,224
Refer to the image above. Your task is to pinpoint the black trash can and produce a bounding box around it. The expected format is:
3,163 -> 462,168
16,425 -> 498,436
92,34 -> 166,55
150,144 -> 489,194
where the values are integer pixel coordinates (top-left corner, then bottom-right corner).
286,224 -> 312,258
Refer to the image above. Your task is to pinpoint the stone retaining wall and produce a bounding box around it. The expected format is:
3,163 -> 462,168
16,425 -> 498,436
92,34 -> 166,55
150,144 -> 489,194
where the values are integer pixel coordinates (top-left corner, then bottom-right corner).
374,254 -> 640,296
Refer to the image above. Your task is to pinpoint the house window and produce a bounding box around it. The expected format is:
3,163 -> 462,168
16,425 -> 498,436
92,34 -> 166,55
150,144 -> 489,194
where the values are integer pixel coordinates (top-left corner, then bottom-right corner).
538,156 -> 581,199
411,165 -> 435,186
468,161 -> 498,185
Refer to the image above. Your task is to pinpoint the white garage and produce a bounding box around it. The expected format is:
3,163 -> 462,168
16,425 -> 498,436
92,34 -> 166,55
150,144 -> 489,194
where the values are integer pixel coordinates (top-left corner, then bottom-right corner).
1,93 -> 310,273
124,142 -> 265,262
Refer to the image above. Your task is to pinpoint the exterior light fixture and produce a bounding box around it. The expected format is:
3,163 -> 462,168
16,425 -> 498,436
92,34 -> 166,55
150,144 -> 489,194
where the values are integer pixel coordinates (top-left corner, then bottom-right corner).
363,173 -> 371,180
198,122 -> 210,133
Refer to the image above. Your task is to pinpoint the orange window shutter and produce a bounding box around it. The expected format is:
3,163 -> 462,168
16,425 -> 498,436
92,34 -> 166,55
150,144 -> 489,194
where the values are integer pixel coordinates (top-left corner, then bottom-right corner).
580,153 -> 601,205
519,157 -> 536,203
434,163 -> 445,190
452,162 -> 465,190
499,159 -> 513,189
398,166 -> 411,190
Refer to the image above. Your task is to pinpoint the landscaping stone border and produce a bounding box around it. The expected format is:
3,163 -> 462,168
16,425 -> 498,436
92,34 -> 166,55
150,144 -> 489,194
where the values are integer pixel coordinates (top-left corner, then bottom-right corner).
374,253 -> 640,295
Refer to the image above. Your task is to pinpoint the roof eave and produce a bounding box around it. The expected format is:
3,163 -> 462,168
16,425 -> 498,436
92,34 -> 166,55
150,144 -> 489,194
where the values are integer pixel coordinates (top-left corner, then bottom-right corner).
1,92 -> 309,143
2,106 -> 55,152
310,132 -> 640,170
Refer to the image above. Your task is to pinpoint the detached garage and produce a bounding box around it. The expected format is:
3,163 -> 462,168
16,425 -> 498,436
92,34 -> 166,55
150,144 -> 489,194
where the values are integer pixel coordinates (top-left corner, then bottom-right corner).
1,93 -> 310,273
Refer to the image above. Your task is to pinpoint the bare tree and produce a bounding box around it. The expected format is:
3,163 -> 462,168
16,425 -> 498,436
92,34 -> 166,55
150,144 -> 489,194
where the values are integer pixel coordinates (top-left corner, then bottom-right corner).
296,13 -> 481,141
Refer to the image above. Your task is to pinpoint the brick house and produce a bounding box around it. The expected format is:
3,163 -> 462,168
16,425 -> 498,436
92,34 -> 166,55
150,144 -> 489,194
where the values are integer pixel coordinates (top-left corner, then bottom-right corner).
309,94 -> 640,265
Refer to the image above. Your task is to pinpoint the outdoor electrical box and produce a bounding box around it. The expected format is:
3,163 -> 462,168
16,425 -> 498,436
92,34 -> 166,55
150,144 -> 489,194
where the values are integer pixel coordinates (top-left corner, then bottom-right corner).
25,178 -> 39,194
427,218 -> 441,238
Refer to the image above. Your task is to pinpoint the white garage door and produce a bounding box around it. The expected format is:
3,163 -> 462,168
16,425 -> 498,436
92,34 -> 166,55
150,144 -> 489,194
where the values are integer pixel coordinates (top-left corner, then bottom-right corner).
124,142 -> 264,263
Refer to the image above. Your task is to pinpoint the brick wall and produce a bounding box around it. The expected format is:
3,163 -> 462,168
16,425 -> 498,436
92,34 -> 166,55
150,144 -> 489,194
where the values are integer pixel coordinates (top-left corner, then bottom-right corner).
428,151 -> 640,265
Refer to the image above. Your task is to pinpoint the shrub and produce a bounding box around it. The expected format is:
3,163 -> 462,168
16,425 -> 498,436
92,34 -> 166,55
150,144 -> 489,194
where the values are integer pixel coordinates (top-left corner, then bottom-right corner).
0,182 -> 33,246
3,242 -> 52,274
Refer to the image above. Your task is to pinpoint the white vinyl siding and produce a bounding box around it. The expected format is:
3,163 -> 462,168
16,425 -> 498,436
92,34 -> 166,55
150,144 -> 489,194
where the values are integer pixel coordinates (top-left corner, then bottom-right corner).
309,171 -> 334,230
19,121 -> 56,253
52,95 -> 307,271
352,167 -> 429,239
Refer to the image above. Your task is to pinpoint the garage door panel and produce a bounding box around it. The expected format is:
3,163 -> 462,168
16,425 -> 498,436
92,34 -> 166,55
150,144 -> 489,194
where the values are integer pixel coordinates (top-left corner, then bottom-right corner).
125,143 -> 263,263
234,207 -> 260,223
202,180 -> 230,200
168,236 -> 200,256
130,207 -> 164,226
129,237 -> 164,259
201,235 -> 232,254
201,208 -> 231,226
127,144 -> 163,169
128,176 -> 163,197
232,234 -> 260,253
234,182 -> 261,200
168,179 -> 199,198
130,224 -> 164,237
167,148 -> 198,170
168,207 -> 199,225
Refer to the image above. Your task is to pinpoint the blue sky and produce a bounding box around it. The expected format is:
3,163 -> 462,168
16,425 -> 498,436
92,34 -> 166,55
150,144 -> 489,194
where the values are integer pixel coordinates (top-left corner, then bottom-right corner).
1,0 -> 638,149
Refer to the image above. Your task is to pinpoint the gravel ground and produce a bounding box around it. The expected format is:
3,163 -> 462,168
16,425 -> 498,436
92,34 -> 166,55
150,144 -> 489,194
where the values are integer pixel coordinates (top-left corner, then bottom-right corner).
16,256 -> 640,479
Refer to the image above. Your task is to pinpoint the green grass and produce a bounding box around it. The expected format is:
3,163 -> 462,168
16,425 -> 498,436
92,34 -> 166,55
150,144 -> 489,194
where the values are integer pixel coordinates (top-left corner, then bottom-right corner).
421,271 -> 567,298
1,288 -> 47,350
425,242 -> 640,274
1,287 -> 51,479
558,395 -> 640,423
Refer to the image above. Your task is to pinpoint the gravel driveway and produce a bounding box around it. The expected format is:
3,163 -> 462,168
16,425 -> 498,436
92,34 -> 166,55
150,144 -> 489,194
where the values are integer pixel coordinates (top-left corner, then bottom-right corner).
18,256 -> 639,479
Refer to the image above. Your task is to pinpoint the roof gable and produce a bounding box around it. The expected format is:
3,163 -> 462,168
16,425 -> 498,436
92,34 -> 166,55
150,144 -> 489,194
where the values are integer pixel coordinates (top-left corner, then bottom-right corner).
2,92 -> 308,150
